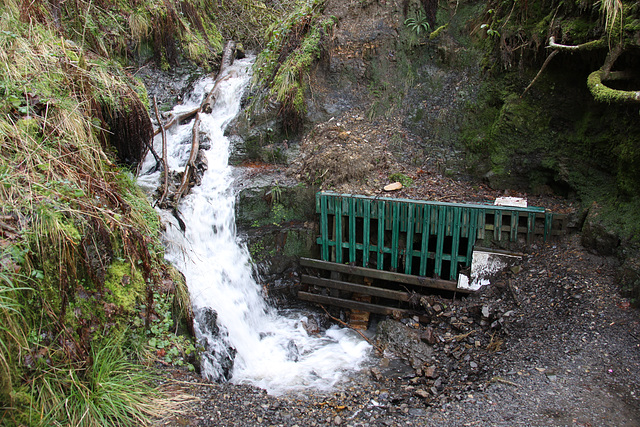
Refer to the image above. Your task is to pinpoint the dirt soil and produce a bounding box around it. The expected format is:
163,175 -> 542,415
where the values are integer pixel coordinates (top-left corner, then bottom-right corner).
287,110 -> 573,215
155,111 -> 639,426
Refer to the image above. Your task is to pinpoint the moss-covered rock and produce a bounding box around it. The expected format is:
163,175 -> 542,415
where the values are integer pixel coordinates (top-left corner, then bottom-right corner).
236,179 -> 318,283
581,202 -> 621,256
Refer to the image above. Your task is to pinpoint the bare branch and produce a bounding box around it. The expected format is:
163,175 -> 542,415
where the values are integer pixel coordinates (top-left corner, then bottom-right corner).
521,50 -> 558,98
174,113 -> 201,207
152,107 -> 200,136
547,36 -> 607,51
153,96 -> 170,208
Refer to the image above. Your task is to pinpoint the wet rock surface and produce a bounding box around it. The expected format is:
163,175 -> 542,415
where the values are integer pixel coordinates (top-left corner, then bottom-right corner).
157,234 -> 640,426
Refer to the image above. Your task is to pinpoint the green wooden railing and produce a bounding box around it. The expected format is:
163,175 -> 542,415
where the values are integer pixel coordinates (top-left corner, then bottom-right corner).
316,192 -> 563,281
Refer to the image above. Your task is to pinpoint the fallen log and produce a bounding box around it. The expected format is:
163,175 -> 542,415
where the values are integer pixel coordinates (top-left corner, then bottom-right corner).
153,96 -> 170,207
152,107 -> 200,136
201,41 -> 237,113
174,112 -> 200,206
153,40 -> 238,210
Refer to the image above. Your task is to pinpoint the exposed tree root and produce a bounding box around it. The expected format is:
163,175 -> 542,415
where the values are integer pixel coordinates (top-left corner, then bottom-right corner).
521,50 -> 558,98
545,37 -> 639,104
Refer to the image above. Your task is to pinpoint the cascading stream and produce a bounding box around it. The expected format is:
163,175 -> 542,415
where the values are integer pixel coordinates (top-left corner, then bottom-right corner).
138,56 -> 370,395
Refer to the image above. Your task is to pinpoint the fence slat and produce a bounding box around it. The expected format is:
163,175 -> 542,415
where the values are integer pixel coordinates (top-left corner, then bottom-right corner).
391,202 -> 400,271
435,206 -> 446,276
419,205 -> 431,276
405,204 -> 415,275
510,211 -> 518,242
363,199 -> 371,267
494,210 -> 502,241
377,200 -> 385,270
450,207 -> 462,279
527,212 -> 536,244
349,197 -> 356,263
320,194 -> 329,261
466,209 -> 478,263
335,197 -> 342,264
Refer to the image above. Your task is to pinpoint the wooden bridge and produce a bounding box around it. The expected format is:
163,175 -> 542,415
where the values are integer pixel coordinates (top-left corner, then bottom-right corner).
298,192 -> 566,323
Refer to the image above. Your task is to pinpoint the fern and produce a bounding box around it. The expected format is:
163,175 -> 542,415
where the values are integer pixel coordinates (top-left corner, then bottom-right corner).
404,11 -> 431,36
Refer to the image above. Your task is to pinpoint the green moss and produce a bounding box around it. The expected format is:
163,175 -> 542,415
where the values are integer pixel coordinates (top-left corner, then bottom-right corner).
104,260 -> 146,313
587,70 -> 640,103
282,230 -> 315,258
252,1 -> 335,123
429,23 -> 449,40
389,173 -> 414,188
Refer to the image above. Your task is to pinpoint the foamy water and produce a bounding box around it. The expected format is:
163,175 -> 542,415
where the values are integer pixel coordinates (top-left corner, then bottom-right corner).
138,56 -> 370,395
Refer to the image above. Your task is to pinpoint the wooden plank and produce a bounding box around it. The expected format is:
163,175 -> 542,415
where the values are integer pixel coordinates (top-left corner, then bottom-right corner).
377,200 -> 385,269
335,196 -> 342,263
320,194 -> 329,261
405,204 -> 415,275
301,275 -> 411,302
349,197 -> 356,263
478,209 -> 486,239
298,291 -> 412,316
363,198 -> 371,267
419,205 -> 431,277
510,211 -> 518,242
319,191 -> 546,213
449,206 -> 461,279
435,206 -> 446,276
391,202 -> 400,270
494,210 -> 502,241
460,208 -> 469,238
474,246 -> 525,257
466,209 -> 478,264
300,258 -> 471,293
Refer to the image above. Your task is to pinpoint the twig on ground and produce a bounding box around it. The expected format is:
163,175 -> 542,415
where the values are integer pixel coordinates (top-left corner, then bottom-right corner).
489,376 -> 520,387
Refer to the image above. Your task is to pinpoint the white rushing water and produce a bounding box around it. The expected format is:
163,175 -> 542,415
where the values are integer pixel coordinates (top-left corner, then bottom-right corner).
138,56 -> 370,395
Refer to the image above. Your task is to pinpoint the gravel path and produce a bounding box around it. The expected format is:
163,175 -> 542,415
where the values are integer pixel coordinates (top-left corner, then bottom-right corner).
156,234 -> 640,426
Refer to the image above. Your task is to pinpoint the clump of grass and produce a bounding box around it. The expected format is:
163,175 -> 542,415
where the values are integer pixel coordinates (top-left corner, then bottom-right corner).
0,265 -> 30,410
27,335 -> 163,426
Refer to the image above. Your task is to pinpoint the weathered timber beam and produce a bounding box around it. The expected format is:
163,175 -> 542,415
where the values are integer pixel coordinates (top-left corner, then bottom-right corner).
201,41 -> 237,113
300,258 -> 470,293
153,96 -> 169,207
298,292 -> 412,316
174,113 -> 201,206
301,275 -> 412,302
153,107 -> 199,136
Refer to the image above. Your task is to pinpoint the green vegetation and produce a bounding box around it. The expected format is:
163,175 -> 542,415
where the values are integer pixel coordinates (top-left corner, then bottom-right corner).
404,10 -> 431,36
0,2 -> 198,424
252,0 -> 336,129
389,173 -> 414,188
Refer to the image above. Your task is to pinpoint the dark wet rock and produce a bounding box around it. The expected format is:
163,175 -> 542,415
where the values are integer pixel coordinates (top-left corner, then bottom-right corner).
581,202 -> 620,256
376,319 -> 433,366
194,308 -> 236,382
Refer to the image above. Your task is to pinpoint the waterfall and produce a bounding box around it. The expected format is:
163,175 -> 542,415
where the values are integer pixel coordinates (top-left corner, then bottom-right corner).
138,56 -> 370,395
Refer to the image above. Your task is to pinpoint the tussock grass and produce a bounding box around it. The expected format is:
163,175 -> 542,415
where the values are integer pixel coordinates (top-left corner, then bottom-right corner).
28,335 -> 164,426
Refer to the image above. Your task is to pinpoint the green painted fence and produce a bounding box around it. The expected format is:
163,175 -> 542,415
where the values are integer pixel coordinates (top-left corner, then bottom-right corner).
316,192 -> 564,281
